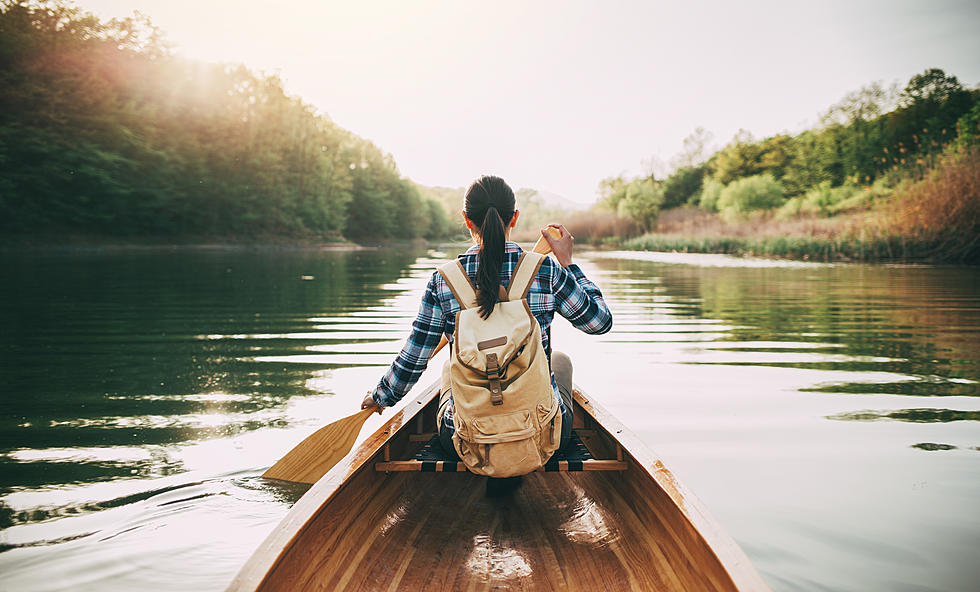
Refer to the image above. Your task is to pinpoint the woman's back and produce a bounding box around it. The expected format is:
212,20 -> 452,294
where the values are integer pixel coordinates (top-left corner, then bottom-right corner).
364,175 -> 611,422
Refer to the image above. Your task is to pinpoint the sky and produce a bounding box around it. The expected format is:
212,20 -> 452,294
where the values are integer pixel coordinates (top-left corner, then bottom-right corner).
79,0 -> 980,205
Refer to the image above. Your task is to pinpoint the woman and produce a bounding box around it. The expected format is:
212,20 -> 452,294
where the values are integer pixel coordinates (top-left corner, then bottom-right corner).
360,175 -> 612,475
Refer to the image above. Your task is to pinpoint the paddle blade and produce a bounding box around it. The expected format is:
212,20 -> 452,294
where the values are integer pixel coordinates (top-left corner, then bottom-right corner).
262,407 -> 375,484
532,225 -> 561,255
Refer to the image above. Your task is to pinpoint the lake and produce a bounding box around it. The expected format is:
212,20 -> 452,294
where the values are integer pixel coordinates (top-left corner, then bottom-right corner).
1,246 -> 978,591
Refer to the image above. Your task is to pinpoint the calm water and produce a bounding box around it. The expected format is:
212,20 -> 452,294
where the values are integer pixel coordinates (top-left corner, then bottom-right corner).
1,246 -> 978,591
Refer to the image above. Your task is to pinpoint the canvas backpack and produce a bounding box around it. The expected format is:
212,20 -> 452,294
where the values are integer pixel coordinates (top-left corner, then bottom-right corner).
438,251 -> 561,477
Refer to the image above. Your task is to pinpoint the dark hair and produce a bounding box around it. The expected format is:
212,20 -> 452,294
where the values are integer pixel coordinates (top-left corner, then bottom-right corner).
464,175 -> 516,319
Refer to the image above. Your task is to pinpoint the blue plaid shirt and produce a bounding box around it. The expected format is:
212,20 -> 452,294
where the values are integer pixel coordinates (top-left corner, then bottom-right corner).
371,242 -> 612,427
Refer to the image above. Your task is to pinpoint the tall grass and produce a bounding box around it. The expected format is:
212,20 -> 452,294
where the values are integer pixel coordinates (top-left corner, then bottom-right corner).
564,211 -> 641,242
510,210 -> 639,244
653,206 -> 859,239
884,147 -> 980,262
622,233 -> 932,262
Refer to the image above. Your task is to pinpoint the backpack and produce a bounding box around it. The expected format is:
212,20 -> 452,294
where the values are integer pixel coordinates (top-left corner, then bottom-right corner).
438,251 -> 561,477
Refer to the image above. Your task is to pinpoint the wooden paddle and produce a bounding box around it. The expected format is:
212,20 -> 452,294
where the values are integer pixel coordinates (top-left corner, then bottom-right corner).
262,226 -> 564,484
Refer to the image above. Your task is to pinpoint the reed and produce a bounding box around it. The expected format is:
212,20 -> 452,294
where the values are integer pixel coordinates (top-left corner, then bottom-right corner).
531,211 -> 641,243
621,233 -> 934,262
511,211 -> 638,243
883,147 -> 980,262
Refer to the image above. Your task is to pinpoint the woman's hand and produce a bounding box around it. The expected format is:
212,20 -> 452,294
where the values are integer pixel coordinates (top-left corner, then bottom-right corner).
361,392 -> 382,414
542,223 -> 574,267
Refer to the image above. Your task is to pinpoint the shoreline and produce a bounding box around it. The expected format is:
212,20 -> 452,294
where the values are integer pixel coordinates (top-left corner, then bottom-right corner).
612,233 -> 976,265
4,234 -> 974,266
0,234 -> 451,253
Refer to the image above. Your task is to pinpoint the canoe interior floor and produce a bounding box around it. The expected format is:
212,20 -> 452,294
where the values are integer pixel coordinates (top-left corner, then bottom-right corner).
262,469 -> 732,592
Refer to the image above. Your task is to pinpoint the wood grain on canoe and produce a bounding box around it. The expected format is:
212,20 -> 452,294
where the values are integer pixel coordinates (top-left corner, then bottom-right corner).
230,383 -> 769,591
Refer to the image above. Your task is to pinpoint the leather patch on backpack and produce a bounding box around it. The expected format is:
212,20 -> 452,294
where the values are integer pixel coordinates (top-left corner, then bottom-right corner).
477,336 -> 507,351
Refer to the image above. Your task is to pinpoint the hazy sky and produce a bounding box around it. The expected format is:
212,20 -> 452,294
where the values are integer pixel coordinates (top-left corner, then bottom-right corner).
80,0 -> 980,204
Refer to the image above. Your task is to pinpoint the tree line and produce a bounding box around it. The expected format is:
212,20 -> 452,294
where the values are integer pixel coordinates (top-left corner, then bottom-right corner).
0,1 -> 451,241
600,68 -> 980,228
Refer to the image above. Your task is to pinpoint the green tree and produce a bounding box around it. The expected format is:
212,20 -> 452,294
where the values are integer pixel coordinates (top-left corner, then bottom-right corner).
597,175 -> 629,212
716,174 -> 784,221
617,177 -> 663,232
661,165 -> 707,209
0,1 -> 445,242
900,68 -> 965,106
699,178 -> 724,212
670,127 -> 713,170
954,101 -> 980,149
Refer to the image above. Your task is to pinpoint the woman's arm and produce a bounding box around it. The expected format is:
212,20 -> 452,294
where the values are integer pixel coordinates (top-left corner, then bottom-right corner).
544,225 -> 613,335
363,273 -> 446,411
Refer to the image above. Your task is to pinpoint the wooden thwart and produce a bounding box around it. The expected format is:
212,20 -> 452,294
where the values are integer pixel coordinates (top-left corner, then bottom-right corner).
377,429 -> 626,473
375,459 -> 628,472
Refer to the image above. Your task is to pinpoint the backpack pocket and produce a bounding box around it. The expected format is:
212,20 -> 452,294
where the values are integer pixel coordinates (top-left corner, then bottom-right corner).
470,410 -> 534,443
534,399 -> 559,447
454,410 -> 549,477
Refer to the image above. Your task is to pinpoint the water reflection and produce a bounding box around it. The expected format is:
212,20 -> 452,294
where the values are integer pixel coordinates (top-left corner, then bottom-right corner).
578,252 -> 980,592
828,409 -> 980,423
589,253 -> 980,404
0,247 -> 429,514
911,443 -> 958,451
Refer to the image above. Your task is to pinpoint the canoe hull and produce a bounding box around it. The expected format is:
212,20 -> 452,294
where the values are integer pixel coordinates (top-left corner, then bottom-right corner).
230,384 -> 769,591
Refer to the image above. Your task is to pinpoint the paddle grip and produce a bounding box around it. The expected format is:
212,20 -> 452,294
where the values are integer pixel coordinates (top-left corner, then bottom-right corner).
430,225 -> 562,357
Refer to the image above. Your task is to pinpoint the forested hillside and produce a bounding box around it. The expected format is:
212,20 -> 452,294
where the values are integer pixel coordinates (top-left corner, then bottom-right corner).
0,1 -> 449,242
596,69 -> 980,262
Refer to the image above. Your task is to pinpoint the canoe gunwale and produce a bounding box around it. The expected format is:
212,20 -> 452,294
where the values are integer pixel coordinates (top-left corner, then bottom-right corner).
227,382 -> 442,592
572,391 -> 770,591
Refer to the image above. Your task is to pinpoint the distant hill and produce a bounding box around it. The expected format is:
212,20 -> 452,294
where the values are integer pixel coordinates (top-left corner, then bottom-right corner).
520,189 -> 589,213
413,183 -> 588,240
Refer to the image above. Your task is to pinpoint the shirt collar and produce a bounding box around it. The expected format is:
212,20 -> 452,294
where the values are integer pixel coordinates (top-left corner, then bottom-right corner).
464,241 -> 524,255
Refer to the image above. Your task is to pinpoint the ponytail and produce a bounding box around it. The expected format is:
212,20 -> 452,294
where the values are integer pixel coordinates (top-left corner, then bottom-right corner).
476,206 -> 505,319
463,175 -> 516,320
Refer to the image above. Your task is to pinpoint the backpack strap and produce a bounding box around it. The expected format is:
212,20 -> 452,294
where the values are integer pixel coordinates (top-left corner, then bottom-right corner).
507,252 -> 545,301
438,259 -> 478,310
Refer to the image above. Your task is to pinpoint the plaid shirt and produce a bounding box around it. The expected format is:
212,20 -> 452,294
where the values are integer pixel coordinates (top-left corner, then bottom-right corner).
371,242 -> 612,427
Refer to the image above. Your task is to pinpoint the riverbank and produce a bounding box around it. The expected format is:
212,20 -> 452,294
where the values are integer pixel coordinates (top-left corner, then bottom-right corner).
585,147 -> 980,265
0,233 -> 442,253
617,232 -> 947,263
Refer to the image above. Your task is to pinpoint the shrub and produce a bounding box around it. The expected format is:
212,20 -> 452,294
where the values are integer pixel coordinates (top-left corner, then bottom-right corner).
776,196 -> 811,220
802,182 -> 865,215
662,165 -> 707,209
716,174 -> 785,221
830,187 -> 879,214
617,177 -> 664,232
886,146 -> 980,262
954,101 -> 980,150
699,178 -> 724,211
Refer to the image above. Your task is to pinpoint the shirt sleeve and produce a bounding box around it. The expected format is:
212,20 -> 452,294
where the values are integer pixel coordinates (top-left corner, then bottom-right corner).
371,272 -> 445,408
551,262 -> 613,335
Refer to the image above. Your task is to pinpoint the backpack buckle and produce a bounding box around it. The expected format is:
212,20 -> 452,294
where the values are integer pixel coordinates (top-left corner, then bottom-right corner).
486,353 -> 503,406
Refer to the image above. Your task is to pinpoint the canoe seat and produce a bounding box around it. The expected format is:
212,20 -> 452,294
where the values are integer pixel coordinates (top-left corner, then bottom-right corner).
375,430 -> 628,473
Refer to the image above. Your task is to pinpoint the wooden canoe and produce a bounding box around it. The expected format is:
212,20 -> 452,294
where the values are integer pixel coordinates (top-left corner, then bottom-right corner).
229,383 -> 770,591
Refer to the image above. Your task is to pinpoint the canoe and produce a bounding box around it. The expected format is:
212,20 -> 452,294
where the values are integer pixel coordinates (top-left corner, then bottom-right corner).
229,382 -> 770,591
